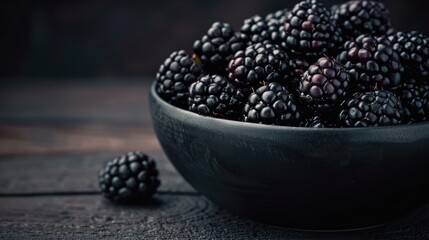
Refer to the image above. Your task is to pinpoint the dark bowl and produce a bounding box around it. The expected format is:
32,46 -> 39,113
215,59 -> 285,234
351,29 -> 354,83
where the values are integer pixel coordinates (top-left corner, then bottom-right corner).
149,82 -> 429,230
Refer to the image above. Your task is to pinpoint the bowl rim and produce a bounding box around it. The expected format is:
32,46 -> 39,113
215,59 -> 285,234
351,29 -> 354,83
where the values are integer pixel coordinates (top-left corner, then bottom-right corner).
150,82 -> 429,133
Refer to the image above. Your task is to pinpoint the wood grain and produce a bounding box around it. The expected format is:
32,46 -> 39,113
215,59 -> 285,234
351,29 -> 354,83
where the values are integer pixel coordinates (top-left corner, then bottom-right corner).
1,195 -> 428,239
0,80 -> 153,123
0,152 -> 195,194
0,123 -> 160,156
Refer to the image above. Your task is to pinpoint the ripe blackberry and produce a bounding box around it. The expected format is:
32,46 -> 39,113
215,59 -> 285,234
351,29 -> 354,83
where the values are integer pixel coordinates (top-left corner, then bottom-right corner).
289,58 -> 311,89
301,115 -> 335,128
265,8 -> 289,22
156,50 -> 203,108
282,0 -> 342,59
400,79 -> 429,122
265,9 -> 289,44
243,82 -> 302,126
334,0 -> 391,40
240,15 -> 271,46
240,13 -> 288,46
299,57 -> 350,112
189,74 -> 245,120
193,22 -> 245,74
228,42 -> 291,89
99,152 -> 161,202
339,90 -> 403,127
337,34 -> 403,91
388,31 -> 429,79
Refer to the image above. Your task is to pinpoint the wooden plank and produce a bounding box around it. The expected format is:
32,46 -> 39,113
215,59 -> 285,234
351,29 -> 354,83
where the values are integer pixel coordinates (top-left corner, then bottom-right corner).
0,195 -> 428,239
0,80 -> 153,124
0,152 -> 195,194
0,123 -> 159,156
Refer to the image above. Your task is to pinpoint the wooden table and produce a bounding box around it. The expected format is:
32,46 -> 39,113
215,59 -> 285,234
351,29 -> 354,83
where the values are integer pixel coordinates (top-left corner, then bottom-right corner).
1,80 -> 428,239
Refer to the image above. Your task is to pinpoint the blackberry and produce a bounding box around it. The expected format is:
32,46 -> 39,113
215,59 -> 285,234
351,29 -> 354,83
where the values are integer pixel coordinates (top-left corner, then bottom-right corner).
265,8 -> 289,22
240,13 -> 288,46
243,82 -> 302,126
299,57 -> 350,112
400,79 -> 429,122
228,42 -> 291,89
156,50 -> 203,108
189,74 -> 245,120
337,34 -> 403,91
339,90 -> 403,127
388,31 -> 429,79
282,0 -> 342,59
99,152 -> 161,202
301,115 -> 335,128
193,22 -> 244,74
265,9 -> 289,44
334,0 -> 391,40
240,15 -> 271,46
289,58 -> 311,89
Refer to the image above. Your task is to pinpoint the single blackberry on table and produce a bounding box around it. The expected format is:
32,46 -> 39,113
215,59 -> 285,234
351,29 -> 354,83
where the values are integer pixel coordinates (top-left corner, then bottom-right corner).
193,22 -> 245,74
333,0 -> 391,40
281,0 -> 342,59
189,74 -> 245,120
301,115 -> 336,128
228,42 -> 292,89
339,90 -> 404,127
99,152 -> 161,202
337,34 -> 404,91
156,50 -> 203,108
400,79 -> 429,122
243,82 -> 302,126
388,31 -> 429,79
299,57 -> 350,112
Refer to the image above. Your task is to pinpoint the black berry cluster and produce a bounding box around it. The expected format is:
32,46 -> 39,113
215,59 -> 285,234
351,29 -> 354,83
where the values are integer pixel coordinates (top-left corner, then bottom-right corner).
99,152 -> 161,202
155,0 -> 429,128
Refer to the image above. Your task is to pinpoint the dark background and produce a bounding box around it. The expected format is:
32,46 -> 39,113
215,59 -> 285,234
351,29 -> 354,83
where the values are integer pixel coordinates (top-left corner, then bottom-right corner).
1,0 -> 428,79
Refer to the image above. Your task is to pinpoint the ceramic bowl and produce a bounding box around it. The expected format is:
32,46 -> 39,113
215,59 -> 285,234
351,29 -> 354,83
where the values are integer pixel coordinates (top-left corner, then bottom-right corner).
149,82 -> 429,230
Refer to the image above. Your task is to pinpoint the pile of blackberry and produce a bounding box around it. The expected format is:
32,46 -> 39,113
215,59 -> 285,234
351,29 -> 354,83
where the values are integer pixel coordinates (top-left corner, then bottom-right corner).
155,0 -> 429,128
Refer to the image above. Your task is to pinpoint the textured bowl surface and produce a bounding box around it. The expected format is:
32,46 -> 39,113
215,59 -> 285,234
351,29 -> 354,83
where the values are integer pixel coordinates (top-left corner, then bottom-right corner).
149,82 -> 429,230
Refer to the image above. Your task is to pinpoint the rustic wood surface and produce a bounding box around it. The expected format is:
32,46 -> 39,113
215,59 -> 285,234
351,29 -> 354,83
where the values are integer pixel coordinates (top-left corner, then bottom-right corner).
0,80 -> 428,239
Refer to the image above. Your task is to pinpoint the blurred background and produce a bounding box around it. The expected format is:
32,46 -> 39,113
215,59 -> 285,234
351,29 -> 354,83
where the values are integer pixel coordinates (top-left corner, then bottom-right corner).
1,0 -> 428,80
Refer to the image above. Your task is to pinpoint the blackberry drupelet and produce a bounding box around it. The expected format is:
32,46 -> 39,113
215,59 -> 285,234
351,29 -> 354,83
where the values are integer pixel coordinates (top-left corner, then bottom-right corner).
334,0 -> 391,40
193,22 -> 244,74
337,34 -> 403,91
282,0 -> 342,59
339,90 -> 403,127
228,42 -> 291,89
400,79 -> 429,122
189,74 -> 245,120
99,152 -> 161,202
156,50 -> 203,108
388,31 -> 429,79
299,57 -> 350,112
243,82 -> 302,126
